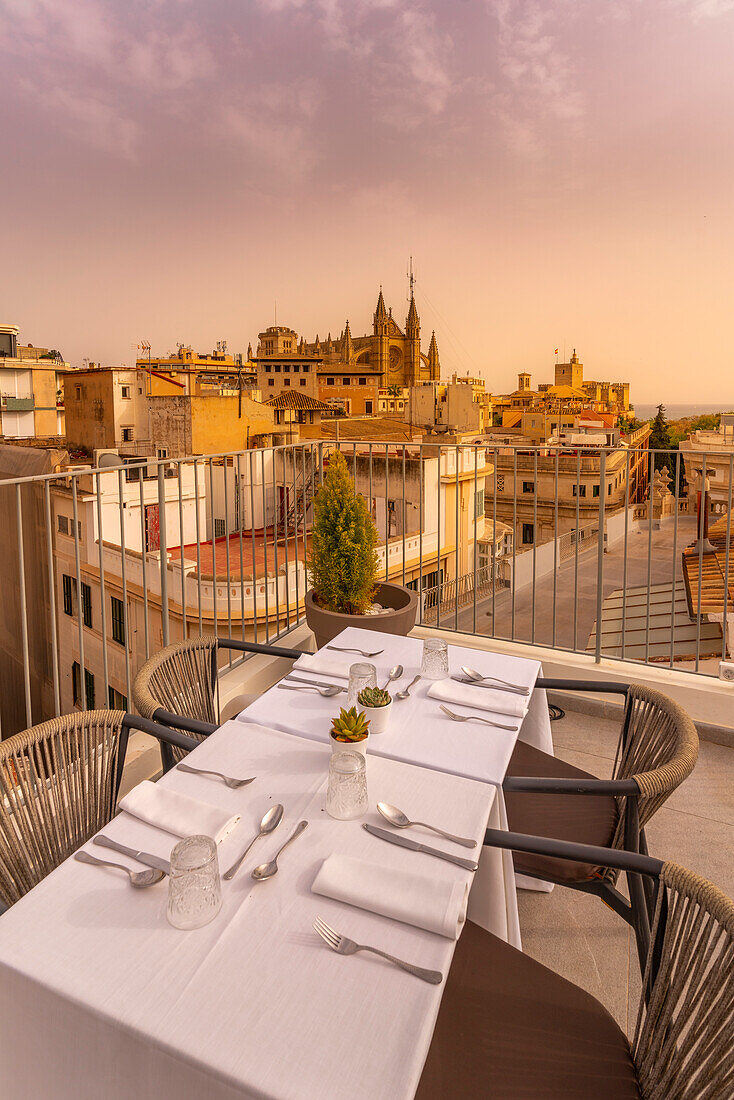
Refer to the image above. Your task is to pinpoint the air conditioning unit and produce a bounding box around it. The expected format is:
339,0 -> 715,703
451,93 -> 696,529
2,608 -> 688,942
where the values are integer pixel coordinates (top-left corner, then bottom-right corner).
93,449 -> 123,469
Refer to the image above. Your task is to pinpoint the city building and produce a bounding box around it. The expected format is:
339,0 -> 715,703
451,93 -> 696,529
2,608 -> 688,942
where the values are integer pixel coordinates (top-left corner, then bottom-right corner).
64,364 -> 275,459
0,322 -> 70,438
498,351 -> 632,429
407,375 -> 493,434
679,413 -> 734,517
264,391 -> 332,433
253,289 -> 441,416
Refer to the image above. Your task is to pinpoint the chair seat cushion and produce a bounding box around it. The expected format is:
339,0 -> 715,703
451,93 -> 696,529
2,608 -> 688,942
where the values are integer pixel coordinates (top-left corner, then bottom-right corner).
505,740 -> 619,883
416,920 -> 641,1099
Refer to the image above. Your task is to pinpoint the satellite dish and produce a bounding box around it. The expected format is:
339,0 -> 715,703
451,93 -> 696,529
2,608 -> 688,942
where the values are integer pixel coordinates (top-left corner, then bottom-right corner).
98,452 -> 124,469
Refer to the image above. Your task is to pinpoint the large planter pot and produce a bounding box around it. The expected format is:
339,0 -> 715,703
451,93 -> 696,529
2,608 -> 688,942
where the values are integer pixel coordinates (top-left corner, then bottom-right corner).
305,583 -> 418,650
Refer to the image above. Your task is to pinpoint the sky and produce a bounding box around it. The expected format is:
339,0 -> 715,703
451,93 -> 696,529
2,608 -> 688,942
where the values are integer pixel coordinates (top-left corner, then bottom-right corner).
1,0 -> 734,404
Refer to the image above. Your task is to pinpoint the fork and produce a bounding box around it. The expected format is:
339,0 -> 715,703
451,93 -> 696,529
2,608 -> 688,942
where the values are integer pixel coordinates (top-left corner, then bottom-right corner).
176,763 -> 256,789
313,917 -> 442,984
438,704 -> 518,732
326,644 -> 385,657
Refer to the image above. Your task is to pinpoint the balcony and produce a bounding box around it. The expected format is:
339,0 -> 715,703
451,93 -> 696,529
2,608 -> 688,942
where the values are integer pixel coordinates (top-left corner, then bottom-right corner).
0,439 -> 732,1050
0,394 -> 35,412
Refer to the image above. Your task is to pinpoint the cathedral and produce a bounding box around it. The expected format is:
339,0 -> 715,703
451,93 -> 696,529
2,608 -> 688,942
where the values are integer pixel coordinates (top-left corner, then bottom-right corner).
254,289 -> 440,389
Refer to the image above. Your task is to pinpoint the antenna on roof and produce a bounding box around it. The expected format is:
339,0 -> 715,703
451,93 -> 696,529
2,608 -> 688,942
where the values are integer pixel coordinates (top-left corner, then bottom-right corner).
407,255 -> 415,302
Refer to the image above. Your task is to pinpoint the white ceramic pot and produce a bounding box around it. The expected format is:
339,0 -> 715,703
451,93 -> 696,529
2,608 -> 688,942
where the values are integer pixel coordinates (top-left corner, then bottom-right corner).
330,733 -> 368,757
360,700 -> 392,734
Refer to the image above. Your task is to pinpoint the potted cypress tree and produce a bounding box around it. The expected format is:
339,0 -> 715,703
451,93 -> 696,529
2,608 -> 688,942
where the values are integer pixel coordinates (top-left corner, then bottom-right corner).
305,451 -> 418,648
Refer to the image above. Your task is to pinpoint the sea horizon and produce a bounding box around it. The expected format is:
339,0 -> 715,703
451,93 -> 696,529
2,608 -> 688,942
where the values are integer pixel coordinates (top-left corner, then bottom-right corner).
634,403 -> 734,420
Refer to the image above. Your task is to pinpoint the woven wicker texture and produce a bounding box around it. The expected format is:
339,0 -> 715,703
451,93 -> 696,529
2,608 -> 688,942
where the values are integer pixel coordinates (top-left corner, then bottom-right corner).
132,637 -> 218,763
604,686 -> 698,881
632,862 -> 734,1100
0,710 -> 125,908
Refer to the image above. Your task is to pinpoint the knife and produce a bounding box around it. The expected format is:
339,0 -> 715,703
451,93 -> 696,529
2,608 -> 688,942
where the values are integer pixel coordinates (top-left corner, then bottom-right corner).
284,674 -> 346,691
451,675 -> 529,697
362,824 -> 479,871
93,835 -> 171,876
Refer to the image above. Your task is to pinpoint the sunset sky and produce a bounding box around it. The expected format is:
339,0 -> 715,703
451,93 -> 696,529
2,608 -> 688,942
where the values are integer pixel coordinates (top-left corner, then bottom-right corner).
1,0 -> 733,403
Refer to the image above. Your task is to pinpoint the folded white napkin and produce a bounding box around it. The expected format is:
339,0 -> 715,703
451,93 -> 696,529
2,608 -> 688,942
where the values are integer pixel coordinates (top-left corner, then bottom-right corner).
312,854 -> 468,940
118,780 -> 240,844
293,650 -> 362,681
427,678 -> 527,719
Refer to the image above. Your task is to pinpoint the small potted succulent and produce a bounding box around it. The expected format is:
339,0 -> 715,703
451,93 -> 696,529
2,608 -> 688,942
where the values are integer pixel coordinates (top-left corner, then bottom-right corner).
356,686 -> 392,734
330,706 -> 370,756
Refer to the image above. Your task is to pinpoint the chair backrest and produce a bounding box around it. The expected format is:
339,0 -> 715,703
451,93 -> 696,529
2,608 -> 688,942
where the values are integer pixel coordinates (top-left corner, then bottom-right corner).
632,862 -> 734,1100
0,710 -> 126,908
132,637 -> 218,762
608,686 -> 698,858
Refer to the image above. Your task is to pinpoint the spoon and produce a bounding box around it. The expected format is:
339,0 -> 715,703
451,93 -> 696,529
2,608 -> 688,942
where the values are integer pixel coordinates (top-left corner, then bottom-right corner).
252,820 -> 309,881
74,850 -> 165,887
376,802 -> 477,849
460,666 -> 529,695
223,804 -> 284,881
381,664 -> 403,691
395,674 -> 420,700
177,763 -> 256,789
278,683 -> 342,697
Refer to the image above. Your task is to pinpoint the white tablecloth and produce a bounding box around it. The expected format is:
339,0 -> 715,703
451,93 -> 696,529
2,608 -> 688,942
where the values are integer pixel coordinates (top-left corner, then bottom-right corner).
239,626 -> 555,895
0,720 -> 518,1100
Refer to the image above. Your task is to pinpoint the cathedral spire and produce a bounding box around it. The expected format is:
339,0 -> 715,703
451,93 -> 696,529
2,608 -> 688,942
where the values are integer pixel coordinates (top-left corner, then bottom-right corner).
374,287 -> 387,325
343,319 -> 353,359
406,293 -> 419,335
428,329 -> 440,378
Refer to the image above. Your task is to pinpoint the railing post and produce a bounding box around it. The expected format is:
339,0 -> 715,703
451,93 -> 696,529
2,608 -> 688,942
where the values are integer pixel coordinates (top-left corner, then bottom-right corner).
16,485 -> 32,728
158,462 -> 169,647
595,449 -> 607,663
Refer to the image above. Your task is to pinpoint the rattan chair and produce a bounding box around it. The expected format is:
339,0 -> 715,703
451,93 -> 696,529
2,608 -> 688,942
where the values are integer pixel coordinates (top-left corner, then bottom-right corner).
417,830 -> 734,1100
504,683 -> 698,965
0,709 -> 198,910
132,635 -> 304,768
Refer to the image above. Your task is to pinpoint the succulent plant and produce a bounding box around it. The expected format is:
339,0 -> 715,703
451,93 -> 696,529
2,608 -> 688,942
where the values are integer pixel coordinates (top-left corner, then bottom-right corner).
357,686 -> 391,709
330,706 -> 370,742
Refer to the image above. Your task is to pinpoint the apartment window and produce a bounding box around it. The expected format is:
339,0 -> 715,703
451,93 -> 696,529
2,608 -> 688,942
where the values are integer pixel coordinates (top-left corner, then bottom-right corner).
108,686 -> 128,710
572,484 -> 587,497
326,377 -> 335,385
593,484 -> 600,497
608,482 -> 612,495
268,379 -> 274,386
58,514 -> 69,535
284,378 -> 291,386
284,365 -> 290,373
72,663 -> 95,708
74,385 -> 81,399
62,574 -> 74,616
138,387 -> 143,395
300,378 -> 307,387
214,518 -> 226,538
121,427 -> 134,442
80,582 -> 92,628
475,488 -> 485,518
359,377 -> 367,386
121,385 -> 131,399
522,481 -> 534,494
522,523 -> 534,545
302,364 -> 309,372
274,365 -> 281,373
156,447 -> 168,460
264,365 -> 272,373
111,596 -> 125,646
293,365 -> 299,373
365,400 -> 373,414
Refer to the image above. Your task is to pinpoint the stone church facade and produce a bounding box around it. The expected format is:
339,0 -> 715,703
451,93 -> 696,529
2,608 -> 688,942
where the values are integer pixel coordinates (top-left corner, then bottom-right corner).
253,290 -> 440,415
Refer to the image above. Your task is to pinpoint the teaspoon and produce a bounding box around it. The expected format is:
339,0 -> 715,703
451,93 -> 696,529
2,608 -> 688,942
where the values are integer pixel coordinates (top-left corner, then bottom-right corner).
223,803 -> 284,881
395,674 -> 420,700
377,802 -> 477,849
74,850 -> 165,887
252,820 -> 309,881
382,664 -> 403,691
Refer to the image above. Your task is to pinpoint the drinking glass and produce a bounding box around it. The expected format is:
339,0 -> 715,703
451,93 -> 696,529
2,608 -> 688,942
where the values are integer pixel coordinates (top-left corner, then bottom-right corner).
167,835 -> 222,930
347,661 -> 377,707
421,638 -> 449,680
326,751 -> 369,820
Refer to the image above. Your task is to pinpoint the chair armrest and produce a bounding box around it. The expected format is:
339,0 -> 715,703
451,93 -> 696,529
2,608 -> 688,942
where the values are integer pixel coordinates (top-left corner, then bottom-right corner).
151,709 -> 217,738
483,827 -> 662,878
122,713 -> 201,754
503,775 -> 640,795
536,677 -> 630,697
218,639 -> 304,661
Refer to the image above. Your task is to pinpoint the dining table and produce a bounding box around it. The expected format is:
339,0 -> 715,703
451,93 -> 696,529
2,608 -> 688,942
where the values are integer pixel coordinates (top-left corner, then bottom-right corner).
238,625 -> 555,897
0,718 -> 518,1100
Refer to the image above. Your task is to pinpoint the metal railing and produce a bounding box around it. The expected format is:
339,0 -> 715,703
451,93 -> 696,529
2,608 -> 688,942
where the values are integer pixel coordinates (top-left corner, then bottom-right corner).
0,439 -> 731,738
